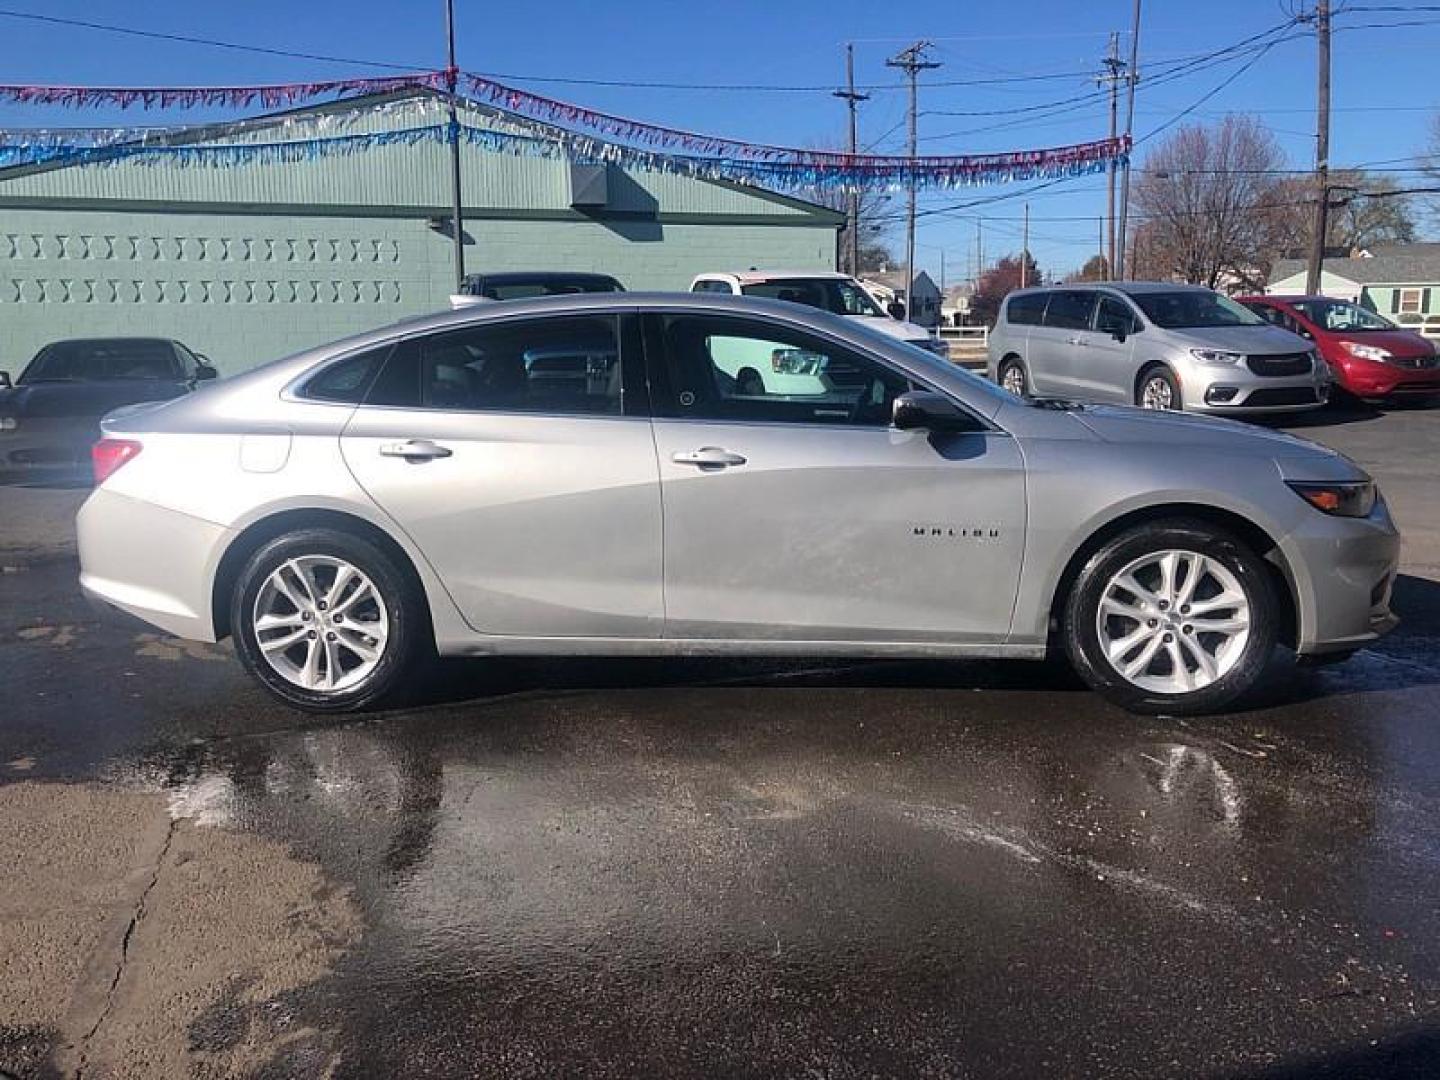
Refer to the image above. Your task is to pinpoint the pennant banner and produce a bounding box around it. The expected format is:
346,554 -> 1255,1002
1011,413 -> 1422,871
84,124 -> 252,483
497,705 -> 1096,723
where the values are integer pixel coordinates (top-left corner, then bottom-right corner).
0,72 -> 446,111
0,120 -> 1124,191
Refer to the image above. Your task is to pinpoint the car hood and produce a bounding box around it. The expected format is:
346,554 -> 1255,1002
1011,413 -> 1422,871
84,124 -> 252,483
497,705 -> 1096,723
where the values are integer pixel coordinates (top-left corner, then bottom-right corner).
0,379 -> 188,420
845,314 -> 932,342
1065,403 -> 1364,480
1326,328 -> 1435,357
1165,324 -> 1311,355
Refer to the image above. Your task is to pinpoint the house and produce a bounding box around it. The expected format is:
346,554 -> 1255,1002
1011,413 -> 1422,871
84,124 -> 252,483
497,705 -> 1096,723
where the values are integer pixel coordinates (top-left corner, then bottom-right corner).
0,88 -> 842,375
861,268 -> 943,327
1268,244 -> 1440,339
940,283 -> 976,327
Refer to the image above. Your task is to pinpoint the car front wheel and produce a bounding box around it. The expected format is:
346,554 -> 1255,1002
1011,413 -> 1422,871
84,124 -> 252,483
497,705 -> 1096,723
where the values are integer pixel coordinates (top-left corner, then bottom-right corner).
231,527 -> 426,712
999,358 -> 1028,397
1137,366 -> 1182,410
1062,519 -> 1279,714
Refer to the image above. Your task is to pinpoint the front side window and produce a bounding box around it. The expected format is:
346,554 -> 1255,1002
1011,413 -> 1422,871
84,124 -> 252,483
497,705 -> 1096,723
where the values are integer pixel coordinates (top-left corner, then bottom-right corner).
1094,295 -> 1137,336
367,315 -> 623,416
1131,291 -> 1264,329
657,314 -> 911,426
1043,290 -> 1098,331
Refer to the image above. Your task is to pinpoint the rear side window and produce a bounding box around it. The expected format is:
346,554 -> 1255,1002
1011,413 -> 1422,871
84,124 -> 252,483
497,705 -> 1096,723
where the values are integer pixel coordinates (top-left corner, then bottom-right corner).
1043,290 -> 1098,331
692,280 -> 735,294
366,315 -> 624,416
298,344 -> 393,403
1005,292 -> 1047,326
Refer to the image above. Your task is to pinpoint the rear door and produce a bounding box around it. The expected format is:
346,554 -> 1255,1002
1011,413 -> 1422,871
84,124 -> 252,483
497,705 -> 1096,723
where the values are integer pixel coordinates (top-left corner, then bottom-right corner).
340,312 -> 663,639
645,311 -> 1027,643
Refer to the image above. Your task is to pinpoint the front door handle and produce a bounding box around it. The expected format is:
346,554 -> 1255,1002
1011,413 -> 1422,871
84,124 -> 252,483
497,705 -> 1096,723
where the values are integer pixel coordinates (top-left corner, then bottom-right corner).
671,447 -> 747,468
1067,336 -> 1089,347
379,438 -> 453,461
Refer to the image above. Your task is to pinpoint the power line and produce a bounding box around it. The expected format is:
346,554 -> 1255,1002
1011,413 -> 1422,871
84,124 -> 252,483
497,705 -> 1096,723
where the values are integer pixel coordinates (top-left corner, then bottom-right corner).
0,6 -> 424,71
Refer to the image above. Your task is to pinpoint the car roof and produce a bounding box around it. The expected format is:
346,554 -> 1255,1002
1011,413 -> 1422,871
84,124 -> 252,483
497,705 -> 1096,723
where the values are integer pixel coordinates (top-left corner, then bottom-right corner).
1011,281 -> 1216,297
42,337 -> 182,346
696,271 -> 855,283
462,271 -> 622,285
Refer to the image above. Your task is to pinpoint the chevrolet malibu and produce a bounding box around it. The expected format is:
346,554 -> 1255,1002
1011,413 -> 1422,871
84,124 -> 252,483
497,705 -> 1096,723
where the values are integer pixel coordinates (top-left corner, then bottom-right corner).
78,294 -> 1399,715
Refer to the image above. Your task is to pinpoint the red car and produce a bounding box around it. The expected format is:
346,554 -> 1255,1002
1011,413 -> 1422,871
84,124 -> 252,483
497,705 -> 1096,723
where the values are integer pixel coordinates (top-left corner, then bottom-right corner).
1236,294 -> 1440,404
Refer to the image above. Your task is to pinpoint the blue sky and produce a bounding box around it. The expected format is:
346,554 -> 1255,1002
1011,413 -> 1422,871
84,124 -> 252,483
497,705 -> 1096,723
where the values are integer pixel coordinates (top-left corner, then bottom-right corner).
2,0 -> 1437,280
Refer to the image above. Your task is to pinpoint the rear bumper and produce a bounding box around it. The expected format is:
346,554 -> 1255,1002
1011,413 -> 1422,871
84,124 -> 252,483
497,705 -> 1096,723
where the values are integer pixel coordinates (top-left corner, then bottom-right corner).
77,488 -> 230,641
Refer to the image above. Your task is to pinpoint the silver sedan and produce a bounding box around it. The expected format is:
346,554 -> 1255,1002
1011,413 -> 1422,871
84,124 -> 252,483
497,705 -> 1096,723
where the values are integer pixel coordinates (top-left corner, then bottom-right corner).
78,293 -> 1400,715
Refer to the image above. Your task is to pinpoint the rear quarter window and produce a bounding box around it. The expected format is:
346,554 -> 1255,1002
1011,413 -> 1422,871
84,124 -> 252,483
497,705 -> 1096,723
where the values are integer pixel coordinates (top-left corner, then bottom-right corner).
297,344 -> 393,403
1005,292 -> 1047,326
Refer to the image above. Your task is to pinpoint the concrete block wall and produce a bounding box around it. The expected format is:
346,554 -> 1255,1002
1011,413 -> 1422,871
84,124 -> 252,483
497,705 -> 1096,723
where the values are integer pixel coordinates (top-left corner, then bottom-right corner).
0,208 -> 833,376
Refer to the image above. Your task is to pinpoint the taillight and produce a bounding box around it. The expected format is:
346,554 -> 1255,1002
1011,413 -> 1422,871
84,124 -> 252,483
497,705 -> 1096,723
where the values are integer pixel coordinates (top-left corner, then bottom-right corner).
92,439 -> 142,485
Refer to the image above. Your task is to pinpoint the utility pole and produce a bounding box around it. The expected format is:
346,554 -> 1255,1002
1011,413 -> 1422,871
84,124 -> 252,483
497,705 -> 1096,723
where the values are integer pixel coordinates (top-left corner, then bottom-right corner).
444,0 -> 466,292
1021,203 -> 1030,288
834,44 -> 870,277
1305,0 -> 1332,295
976,217 -> 984,282
1115,0 -> 1142,279
887,41 -> 941,322
1098,31 -> 1125,280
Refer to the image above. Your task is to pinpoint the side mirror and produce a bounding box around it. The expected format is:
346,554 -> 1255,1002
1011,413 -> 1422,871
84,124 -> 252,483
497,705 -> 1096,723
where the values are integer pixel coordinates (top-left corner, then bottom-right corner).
194,363 -> 218,382
886,301 -> 906,321
892,390 -> 981,433
0,371 -> 10,389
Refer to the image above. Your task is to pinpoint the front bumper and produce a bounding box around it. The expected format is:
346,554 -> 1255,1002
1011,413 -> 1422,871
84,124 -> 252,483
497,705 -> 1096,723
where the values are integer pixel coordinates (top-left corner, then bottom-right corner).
1178,357 -> 1329,415
1335,356 -> 1440,400
1281,495 -> 1401,655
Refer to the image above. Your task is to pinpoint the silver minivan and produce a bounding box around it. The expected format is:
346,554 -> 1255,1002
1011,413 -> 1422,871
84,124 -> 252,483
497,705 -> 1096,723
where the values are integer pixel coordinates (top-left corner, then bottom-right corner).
986,282 -> 1330,414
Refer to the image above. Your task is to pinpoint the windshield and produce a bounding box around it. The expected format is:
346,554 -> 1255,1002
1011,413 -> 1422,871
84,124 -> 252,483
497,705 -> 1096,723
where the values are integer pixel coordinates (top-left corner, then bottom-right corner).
1131,291 -> 1265,329
20,340 -> 181,383
741,278 -> 887,318
1291,298 -> 1397,332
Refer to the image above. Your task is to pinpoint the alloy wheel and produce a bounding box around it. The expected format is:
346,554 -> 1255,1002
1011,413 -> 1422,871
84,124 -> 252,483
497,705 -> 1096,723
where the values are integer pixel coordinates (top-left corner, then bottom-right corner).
1140,375 -> 1175,410
1001,364 -> 1027,396
1094,549 -> 1251,695
251,556 -> 389,692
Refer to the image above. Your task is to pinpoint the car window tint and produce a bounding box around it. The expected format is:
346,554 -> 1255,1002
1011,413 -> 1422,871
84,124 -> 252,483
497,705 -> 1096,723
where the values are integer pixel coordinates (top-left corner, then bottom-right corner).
1005,292 -> 1047,326
1095,296 -> 1135,335
22,340 -> 182,383
692,280 -> 733,294
658,314 -> 910,427
1042,291 -> 1098,331
372,316 -> 623,416
299,344 -> 393,403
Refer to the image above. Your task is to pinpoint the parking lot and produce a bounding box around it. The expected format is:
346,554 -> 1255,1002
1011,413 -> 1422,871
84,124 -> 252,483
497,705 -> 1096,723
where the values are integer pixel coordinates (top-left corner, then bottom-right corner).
2,403 -> 1439,1078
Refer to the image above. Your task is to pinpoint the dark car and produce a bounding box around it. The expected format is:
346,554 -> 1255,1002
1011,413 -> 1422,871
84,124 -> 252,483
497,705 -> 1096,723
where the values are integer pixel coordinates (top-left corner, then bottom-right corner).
1237,294 -> 1440,404
451,271 -> 625,306
0,337 -> 216,484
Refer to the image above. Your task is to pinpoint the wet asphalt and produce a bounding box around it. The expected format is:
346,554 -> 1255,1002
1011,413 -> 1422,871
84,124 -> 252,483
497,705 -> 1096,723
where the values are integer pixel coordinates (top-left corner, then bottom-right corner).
3,405 -> 1440,1078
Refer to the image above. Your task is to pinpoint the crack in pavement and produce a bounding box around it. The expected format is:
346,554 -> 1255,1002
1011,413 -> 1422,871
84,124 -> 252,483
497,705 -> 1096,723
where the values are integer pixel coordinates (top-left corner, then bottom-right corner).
70,814 -> 178,1080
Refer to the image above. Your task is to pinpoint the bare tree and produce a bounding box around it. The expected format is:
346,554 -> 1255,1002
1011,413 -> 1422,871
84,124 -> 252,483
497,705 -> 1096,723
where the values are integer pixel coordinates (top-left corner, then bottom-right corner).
802,183 -> 896,275
1269,169 -> 1417,255
1132,115 -> 1289,290
1065,254 -> 1110,283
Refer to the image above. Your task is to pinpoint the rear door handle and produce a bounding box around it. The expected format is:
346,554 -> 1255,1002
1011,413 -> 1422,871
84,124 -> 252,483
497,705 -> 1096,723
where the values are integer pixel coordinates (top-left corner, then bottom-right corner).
379,438 -> 453,461
671,447 -> 747,468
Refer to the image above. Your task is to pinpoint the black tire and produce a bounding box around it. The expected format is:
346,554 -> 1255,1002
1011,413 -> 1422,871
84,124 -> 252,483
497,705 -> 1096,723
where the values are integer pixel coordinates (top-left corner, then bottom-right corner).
1136,365 -> 1182,411
998,357 -> 1029,397
1061,518 -> 1279,715
231,526 -> 427,712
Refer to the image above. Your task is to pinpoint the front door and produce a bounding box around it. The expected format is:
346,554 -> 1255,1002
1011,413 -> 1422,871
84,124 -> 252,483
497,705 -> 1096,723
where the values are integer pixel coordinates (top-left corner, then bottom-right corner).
645,312 -> 1027,642
340,312 -> 663,638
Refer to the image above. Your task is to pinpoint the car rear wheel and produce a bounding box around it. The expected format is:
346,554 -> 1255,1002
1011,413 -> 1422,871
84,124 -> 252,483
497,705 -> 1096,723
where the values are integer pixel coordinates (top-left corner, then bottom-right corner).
1062,519 -> 1279,715
1137,366 -> 1182,411
231,527 -> 426,712
999,358 -> 1028,397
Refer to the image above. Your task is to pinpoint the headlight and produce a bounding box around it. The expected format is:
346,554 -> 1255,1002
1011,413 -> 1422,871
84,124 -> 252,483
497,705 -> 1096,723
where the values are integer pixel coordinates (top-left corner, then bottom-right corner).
1189,348 -> 1245,367
0,416 -> 17,432
1287,480 -> 1377,518
1341,341 -> 1392,363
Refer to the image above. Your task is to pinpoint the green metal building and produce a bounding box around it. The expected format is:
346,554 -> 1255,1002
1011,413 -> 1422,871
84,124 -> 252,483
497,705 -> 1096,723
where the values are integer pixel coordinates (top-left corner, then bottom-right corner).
0,90 -> 842,375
